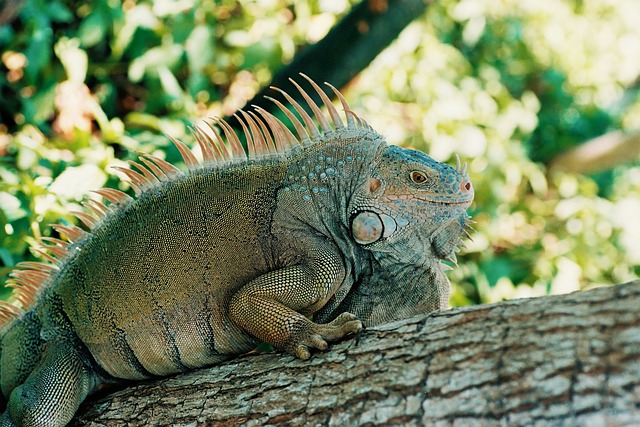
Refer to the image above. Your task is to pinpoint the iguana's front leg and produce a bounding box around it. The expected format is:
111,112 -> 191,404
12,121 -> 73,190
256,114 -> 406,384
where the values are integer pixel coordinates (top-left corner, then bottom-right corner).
229,245 -> 362,359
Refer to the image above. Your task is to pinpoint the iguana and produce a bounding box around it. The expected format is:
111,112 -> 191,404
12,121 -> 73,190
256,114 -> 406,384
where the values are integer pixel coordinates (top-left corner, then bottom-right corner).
0,75 -> 473,426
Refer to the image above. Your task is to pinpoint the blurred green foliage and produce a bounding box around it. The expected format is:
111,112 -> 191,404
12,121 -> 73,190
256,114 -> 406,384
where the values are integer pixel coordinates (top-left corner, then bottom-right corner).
1,0 -> 639,306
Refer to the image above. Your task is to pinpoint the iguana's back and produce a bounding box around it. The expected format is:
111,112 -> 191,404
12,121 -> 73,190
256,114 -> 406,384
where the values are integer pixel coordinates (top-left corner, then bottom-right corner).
55,162 -> 287,379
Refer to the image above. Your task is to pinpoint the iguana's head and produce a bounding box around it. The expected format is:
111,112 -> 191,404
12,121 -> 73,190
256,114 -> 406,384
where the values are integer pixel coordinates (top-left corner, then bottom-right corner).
316,144 -> 474,326
348,144 -> 473,266
314,144 -> 473,327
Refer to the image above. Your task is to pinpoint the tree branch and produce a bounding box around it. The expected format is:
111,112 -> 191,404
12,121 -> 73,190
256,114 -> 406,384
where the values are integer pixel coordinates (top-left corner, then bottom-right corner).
225,0 -> 429,128
71,281 -> 640,426
548,131 -> 640,174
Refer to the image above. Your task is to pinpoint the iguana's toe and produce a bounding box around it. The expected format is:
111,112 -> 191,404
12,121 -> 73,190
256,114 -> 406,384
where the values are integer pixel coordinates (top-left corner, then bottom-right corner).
288,313 -> 363,360
295,345 -> 312,360
328,312 -> 360,327
325,312 -> 363,338
292,335 -> 328,360
310,334 -> 329,350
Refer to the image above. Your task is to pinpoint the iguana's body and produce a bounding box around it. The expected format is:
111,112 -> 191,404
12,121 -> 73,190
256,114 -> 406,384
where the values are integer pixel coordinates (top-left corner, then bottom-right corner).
0,76 -> 473,426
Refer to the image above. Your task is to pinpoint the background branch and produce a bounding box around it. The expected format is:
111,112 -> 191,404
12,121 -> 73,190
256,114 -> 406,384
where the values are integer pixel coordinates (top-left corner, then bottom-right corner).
549,131 -> 640,174
225,0 -> 429,127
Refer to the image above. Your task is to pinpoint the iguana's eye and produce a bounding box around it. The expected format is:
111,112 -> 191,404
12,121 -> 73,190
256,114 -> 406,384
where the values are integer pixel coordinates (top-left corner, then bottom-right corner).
410,171 -> 428,184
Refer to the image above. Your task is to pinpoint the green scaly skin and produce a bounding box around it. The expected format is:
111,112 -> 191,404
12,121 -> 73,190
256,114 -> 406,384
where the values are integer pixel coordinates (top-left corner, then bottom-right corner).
0,87 -> 473,426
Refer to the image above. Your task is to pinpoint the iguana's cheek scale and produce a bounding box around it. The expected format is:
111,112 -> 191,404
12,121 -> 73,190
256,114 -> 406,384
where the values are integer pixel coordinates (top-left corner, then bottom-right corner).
380,213 -> 398,238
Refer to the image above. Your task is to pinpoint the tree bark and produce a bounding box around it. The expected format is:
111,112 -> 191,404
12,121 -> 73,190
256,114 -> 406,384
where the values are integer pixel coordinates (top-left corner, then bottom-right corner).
71,281 -> 640,426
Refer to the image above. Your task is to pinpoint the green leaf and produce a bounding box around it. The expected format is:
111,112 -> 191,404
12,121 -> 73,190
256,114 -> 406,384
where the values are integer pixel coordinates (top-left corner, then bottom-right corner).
78,10 -> 108,48
24,27 -> 53,81
46,0 -> 73,23
31,79 -> 57,124
111,4 -> 158,59
128,43 -> 183,82
242,37 -> 283,70
186,25 -> 215,72
186,25 -> 215,96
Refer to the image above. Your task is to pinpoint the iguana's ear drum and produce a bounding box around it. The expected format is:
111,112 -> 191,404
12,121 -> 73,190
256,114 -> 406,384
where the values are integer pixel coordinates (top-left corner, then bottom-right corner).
351,211 -> 383,245
350,211 -> 398,245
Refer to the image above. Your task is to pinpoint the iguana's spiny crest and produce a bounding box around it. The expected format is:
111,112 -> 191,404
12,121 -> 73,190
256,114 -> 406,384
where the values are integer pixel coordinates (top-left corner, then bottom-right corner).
0,74 -> 472,330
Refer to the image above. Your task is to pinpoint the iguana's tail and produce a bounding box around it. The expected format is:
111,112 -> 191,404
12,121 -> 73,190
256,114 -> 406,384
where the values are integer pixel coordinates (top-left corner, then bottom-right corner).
0,311 -> 44,407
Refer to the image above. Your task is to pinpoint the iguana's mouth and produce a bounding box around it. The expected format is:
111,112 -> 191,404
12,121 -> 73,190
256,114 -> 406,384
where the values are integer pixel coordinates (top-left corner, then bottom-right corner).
383,194 -> 474,206
431,200 -> 473,206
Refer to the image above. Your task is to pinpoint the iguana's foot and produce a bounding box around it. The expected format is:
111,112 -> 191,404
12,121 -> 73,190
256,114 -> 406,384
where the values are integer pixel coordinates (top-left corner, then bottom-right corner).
290,312 -> 363,360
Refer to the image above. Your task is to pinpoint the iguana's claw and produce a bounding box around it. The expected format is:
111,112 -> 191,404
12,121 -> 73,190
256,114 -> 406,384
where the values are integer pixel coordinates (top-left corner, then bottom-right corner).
291,312 -> 363,360
355,324 -> 365,346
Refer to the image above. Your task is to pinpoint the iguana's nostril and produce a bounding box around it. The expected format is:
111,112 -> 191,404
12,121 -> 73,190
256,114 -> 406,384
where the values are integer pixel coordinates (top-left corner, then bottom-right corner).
461,180 -> 472,193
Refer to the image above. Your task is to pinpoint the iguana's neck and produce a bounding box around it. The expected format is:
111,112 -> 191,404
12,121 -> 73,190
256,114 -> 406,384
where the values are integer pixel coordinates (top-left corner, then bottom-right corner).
315,258 -> 450,326
313,222 -> 453,326
275,129 -> 385,242
271,130 -> 387,323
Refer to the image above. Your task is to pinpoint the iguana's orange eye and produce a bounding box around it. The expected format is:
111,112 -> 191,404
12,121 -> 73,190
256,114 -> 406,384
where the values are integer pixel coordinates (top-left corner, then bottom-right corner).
410,171 -> 427,184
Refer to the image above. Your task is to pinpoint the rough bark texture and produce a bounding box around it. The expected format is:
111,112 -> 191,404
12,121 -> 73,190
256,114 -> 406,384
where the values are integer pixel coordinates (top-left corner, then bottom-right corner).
71,281 -> 640,426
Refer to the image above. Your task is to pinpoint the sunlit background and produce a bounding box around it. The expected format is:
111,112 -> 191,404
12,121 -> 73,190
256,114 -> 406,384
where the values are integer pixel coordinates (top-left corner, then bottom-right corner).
1,0 -> 639,306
